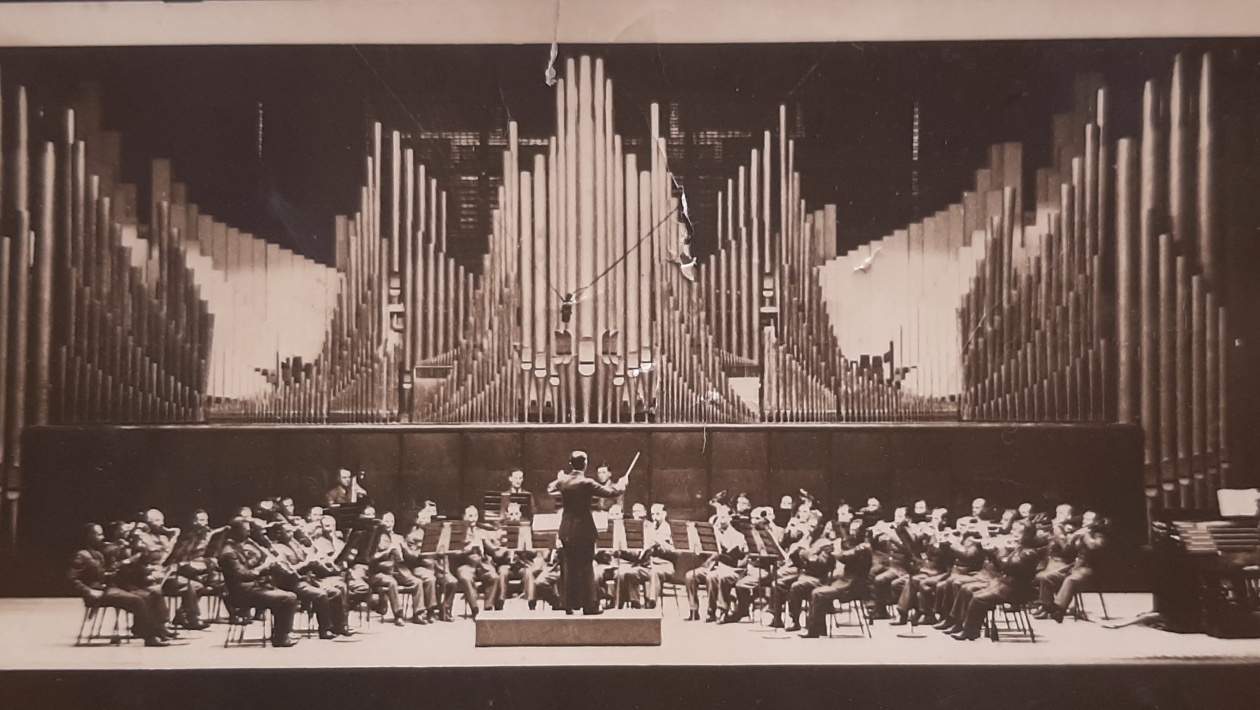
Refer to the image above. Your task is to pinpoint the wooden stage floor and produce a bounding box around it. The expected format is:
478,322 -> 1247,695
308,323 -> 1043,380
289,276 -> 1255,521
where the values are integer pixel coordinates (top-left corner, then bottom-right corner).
1,593 -> 1258,670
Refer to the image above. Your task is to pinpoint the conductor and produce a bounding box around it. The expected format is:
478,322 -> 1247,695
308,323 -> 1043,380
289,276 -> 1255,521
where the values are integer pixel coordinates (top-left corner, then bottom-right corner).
557,450 -> 628,615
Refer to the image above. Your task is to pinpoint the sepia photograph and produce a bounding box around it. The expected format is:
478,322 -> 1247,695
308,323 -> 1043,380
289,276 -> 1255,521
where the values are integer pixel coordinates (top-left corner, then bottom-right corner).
0,1 -> 1258,707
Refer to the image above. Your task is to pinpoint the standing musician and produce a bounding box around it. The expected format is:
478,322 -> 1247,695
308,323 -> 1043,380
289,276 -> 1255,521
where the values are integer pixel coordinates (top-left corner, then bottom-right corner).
556,451 -> 628,615
499,469 -> 537,521
217,518 -> 300,647
800,519 -> 875,638
325,469 -> 368,507
684,509 -> 748,623
69,523 -> 173,647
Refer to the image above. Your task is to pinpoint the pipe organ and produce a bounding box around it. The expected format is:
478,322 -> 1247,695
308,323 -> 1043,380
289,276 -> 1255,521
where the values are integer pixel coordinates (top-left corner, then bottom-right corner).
0,49 -> 1244,528
952,52 -> 1232,519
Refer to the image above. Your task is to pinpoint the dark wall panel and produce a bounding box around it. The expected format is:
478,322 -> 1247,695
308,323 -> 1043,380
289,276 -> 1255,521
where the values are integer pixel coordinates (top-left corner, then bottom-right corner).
711,431 -> 767,505
650,431 -> 708,520
400,433 -> 463,515
768,431 -> 830,513
464,432 -> 523,514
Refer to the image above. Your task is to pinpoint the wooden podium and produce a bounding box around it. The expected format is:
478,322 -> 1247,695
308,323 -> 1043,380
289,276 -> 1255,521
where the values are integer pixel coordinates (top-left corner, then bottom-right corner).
474,608 -> 662,647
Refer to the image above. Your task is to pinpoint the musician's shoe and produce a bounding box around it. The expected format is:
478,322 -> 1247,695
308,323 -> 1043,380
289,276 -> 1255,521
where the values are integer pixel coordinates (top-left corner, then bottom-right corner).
889,610 -> 911,626
705,613 -> 717,623
942,624 -> 964,635
768,616 -> 784,629
493,602 -> 505,612
1049,606 -> 1066,624
319,630 -> 337,640
798,631 -> 821,639
919,613 -> 937,626
951,630 -> 982,641
272,636 -> 300,648
565,610 -> 574,616
630,601 -> 642,610
333,627 -> 356,637
785,624 -> 802,633
645,601 -> 656,610
685,610 -> 699,621
528,601 -> 537,611
932,619 -> 954,630
582,608 -> 603,616
870,606 -> 892,620
412,613 -> 430,625
182,620 -> 210,631
1031,610 -> 1050,620
144,637 -> 170,648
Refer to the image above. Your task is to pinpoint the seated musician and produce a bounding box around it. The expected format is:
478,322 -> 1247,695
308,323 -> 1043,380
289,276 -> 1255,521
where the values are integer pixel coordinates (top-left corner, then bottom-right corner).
766,504 -> 825,628
775,495 -> 796,528
174,509 -> 226,594
614,503 -> 676,609
325,469 -> 368,507
364,513 -> 413,626
69,523 -> 173,647
404,504 -> 457,623
218,518 -> 300,647
137,507 -> 209,631
956,497 -> 989,530
870,508 -> 920,620
931,520 -> 986,629
528,547 -> 564,611
630,503 -> 648,521
950,519 -> 1043,640
267,523 -> 351,638
781,518 -> 854,632
1039,512 -> 1109,622
451,505 -> 501,619
278,497 -> 306,528
732,494 -> 753,527
305,506 -> 325,533
858,497 -> 885,527
727,507 -> 786,623
937,518 -> 1007,634
485,525 -> 523,612
499,469 -> 537,521
592,465 -> 623,512
1032,503 -> 1078,618
304,515 -> 357,633
893,508 -> 953,627
910,499 -> 930,524
800,518 -> 875,638
685,509 -> 749,623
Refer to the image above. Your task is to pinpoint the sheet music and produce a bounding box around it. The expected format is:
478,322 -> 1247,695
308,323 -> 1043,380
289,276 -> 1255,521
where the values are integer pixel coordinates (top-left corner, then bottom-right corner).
531,513 -> 561,533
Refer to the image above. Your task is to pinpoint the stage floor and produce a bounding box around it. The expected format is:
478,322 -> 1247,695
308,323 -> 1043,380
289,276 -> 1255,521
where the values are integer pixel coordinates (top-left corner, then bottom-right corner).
0,593 -> 1257,670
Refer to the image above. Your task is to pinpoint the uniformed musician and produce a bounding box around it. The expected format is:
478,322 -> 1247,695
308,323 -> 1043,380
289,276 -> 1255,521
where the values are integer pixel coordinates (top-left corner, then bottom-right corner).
70,523 -> 173,647
218,518 -> 300,647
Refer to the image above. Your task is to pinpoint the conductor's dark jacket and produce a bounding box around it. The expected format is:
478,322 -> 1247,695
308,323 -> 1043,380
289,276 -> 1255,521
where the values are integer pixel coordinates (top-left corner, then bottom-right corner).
557,474 -> 620,553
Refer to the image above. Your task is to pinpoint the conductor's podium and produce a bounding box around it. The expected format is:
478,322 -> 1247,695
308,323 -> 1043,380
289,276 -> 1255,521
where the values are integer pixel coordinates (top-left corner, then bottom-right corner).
474,608 -> 662,647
